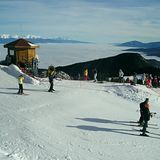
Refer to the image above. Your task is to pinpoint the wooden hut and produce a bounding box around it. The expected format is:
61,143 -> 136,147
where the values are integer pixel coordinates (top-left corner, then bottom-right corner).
4,38 -> 39,67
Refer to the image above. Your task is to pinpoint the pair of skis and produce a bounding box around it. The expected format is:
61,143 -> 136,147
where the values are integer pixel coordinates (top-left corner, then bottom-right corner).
130,121 -> 159,138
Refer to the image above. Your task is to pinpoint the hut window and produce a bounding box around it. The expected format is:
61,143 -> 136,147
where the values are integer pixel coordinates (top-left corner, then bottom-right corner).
10,50 -> 14,55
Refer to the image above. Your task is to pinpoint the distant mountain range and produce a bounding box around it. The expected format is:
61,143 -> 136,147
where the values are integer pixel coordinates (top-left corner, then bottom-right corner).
0,34 -> 89,44
117,40 -> 160,48
117,40 -> 160,57
56,53 -> 160,80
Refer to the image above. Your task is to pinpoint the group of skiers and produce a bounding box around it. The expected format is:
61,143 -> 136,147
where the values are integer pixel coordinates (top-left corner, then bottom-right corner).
119,69 -> 160,88
143,73 -> 160,88
18,67 -> 159,93
17,65 -> 56,94
17,66 -> 98,95
17,66 -> 155,137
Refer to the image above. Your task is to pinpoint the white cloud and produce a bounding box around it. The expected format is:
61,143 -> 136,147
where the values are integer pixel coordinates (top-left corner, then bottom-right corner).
0,0 -> 160,42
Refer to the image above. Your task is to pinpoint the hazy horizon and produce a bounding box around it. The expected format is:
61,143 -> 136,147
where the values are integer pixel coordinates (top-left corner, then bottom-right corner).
0,43 -> 128,68
1,43 -> 160,69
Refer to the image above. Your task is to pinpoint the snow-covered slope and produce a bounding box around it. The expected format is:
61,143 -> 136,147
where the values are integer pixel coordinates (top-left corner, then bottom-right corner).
0,67 -> 160,160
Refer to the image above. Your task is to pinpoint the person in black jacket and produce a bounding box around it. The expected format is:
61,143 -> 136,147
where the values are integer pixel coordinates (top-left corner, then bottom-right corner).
47,65 -> 56,92
140,98 -> 150,136
138,98 -> 149,126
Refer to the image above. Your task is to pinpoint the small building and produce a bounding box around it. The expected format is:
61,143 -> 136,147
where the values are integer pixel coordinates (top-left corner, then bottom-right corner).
4,38 -> 39,67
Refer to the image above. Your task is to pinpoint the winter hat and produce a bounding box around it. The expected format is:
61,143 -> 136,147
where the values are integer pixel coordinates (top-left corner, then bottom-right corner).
145,98 -> 149,101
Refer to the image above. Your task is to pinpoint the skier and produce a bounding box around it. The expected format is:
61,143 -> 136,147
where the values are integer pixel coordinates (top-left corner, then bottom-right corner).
139,98 -> 151,136
145,76 -> 151,87
142,73 -> 146,85
17,74 -> 24,94
138,98 -> 147,126
152,76 -> 158,88
119,69 -> 124,83
83,68 -> 88,80
133,72 -> 138,85
47,65 -> 56,92
146,75 -> 152,88
93,69 -> 97,82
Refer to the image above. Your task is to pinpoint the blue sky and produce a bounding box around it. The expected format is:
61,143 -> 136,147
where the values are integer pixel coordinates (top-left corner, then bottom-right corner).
0,0 -> 160,43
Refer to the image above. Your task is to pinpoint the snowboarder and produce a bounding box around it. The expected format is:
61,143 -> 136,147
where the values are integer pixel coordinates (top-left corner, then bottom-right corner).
17,74 -> 24,94
139,98 -> 151,136
47,65 -> 56,92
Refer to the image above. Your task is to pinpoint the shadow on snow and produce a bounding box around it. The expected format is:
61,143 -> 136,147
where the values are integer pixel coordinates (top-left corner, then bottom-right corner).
67,117 -> 160,140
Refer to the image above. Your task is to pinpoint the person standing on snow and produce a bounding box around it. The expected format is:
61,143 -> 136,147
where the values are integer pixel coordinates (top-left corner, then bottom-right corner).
119,69 -> 124,83
133,72 -> 138,85
47,65 -> 56,92
139,98 -> 151,136
138,98 -> 148,126
93,69 -> 97,82
153,76 -> 158,88
142,73 -> 146,85
17,74 -> 24,94
83,68 -> 88,80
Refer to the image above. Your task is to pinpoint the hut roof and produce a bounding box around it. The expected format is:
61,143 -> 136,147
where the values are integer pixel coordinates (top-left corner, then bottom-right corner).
4,38 -> 39,49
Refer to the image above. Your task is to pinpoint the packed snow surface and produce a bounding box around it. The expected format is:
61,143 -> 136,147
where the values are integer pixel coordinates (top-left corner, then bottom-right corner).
0,66 -> 160,160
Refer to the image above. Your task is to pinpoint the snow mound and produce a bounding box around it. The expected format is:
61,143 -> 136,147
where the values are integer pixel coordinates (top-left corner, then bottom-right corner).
0,64 -> 39,85
105,83 -> 159,104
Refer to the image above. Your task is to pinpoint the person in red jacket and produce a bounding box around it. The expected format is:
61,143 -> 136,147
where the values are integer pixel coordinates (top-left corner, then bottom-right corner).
146,77 -> 151,87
